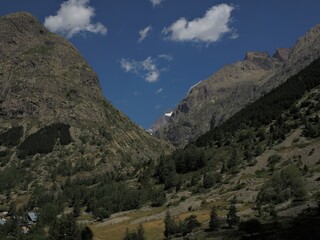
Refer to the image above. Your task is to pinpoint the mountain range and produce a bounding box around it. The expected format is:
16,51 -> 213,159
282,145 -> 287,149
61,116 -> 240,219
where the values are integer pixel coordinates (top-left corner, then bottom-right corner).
1,11 -> 320,240
154,24 -> 320,147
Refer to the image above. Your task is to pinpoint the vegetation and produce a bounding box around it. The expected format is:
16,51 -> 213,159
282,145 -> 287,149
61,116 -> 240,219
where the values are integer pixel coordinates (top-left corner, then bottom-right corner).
0,166 -> 30,192
209,206 -> 220,231
164,212 -> 201,238
257,165 -> 306,204
267,154 -> 282,171
203,172 -> 221,189
48,214 -> 93,240
123,224 -> 145,240
227,201 -> 240,228
196,57 -> 320,147
1,39 -> 320,240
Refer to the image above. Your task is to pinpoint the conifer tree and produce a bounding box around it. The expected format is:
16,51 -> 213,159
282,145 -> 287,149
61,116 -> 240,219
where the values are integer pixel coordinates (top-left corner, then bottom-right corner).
209,206 -> 220,231
164,212 -> 177,238
227,203 -> 239,228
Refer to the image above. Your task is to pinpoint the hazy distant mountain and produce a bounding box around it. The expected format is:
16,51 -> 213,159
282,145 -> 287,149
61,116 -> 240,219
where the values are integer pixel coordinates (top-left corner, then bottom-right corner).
155,24 -> 320,147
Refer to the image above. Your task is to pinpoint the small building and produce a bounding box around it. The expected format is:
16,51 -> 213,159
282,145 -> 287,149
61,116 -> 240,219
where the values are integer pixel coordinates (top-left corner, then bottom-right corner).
27,212 -> 38,225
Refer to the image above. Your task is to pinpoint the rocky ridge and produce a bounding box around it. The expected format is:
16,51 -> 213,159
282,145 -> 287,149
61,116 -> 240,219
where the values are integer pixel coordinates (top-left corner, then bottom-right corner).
0,12 -> 172,172
155,24 -> 320,147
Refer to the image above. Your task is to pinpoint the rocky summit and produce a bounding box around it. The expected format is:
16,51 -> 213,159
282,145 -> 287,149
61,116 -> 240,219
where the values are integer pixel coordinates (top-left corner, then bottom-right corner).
0,12 -> 171,174
155,24 -> 320,147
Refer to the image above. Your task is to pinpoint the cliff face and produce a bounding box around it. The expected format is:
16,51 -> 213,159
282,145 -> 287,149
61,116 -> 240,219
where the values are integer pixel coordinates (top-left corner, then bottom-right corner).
0,12 -> 172,171
155,24 -> 320,147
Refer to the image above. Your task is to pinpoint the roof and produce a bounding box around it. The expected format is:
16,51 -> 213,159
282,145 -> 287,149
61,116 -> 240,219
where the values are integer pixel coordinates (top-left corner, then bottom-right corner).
28,212 -> 38,222
0,219 -> 6,225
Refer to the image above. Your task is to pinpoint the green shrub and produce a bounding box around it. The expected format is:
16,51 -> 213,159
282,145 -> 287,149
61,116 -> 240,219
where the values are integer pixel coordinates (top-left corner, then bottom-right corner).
267,155 -> 282,171
257,165 -> 306,204
203,172 -> 221,189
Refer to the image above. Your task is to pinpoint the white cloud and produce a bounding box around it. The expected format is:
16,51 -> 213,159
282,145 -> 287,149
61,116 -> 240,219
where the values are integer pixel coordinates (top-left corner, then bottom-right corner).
163,4 -> 235,43
156,88 -> 163,94
158,54 -> 173,61
150,0 -> 164,7
142,57 -> 160,82
138,26 -> 152,42
120,57 -> 160,83
44,0 -> 107,38
120,59 -> 137,73
230,32 -> 239,39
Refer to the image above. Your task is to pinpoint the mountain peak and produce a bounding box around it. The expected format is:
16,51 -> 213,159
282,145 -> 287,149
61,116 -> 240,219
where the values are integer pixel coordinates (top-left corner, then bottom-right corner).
273,48 -> 290,61
1,12 -> 48,35
0,12 -> 172,168
244,51 -> 277,69
155,23 -> 320,147
245,51 -> 270,61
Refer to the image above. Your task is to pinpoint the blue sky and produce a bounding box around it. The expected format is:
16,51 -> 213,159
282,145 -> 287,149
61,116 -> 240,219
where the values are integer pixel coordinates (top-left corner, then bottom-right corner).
1,0 -> 320,129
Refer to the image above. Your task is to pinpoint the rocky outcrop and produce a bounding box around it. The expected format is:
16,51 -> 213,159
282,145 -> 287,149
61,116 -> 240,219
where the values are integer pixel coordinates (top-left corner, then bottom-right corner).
155,24 -> 320,147
273,48 -> 290,62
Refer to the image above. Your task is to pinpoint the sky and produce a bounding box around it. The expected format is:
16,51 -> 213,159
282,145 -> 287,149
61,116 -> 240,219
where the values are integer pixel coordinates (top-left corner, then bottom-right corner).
1,0 -> 320,129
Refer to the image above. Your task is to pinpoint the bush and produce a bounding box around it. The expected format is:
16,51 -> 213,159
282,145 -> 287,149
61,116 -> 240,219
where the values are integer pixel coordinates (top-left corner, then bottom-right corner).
151,191 -> 166,207
164,212 -> 201,237
181,215 -> 201,235
257,165 -> 306,204
203,172 -> 221,189
267,155 -> 281,171
164,212 -> 177,238
48,214 -> 79,240
123,224 -> 145,240
173,146 -> 206,173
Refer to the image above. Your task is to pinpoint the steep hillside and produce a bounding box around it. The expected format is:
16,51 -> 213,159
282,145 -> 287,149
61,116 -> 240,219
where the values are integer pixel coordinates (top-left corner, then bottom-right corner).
67,57 -> 320,240
155,24 -> 320,147
0,13 -> 172,188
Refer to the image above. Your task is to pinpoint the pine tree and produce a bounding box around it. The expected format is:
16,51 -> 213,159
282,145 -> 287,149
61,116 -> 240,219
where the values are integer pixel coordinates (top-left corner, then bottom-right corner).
209,206 -> 220,231
81,226 -> 93,240
48,214 -> 80,240
164,212 -> 177,238
227,203 -> 239,228
137,224 -> 145,240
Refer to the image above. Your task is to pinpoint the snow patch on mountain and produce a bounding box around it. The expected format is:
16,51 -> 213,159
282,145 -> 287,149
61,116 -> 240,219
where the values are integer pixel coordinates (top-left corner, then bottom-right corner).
165,111 -> 173,117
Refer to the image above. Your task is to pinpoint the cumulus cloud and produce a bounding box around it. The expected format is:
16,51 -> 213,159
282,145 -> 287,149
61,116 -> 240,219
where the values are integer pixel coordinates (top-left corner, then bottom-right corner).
138,26 -> 152,42
120,57 -> 160,83
44,0 -> 107,38
150,0 -> 164,7
163,4 -> 235,43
